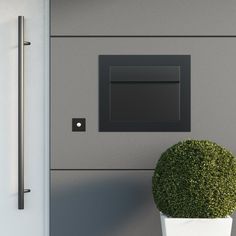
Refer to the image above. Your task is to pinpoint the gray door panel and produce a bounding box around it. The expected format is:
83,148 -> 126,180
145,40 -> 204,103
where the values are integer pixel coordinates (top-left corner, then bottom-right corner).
51,0 -> 236,36
51,37 -> 236,169
50,171 -> 161,236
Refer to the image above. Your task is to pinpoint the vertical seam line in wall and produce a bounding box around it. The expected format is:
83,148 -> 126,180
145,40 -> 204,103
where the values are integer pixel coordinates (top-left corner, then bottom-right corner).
45,0 -> 50,236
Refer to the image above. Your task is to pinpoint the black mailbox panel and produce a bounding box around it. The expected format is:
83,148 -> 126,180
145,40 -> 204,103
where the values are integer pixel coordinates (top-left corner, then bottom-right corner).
99,55 -> 190,131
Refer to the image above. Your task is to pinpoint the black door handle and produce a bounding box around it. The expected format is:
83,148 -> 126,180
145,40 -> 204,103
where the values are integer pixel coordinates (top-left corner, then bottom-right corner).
18,16 -> 31,210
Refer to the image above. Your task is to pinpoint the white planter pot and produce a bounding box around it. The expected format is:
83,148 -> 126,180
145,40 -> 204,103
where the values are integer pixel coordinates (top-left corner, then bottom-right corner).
160,213 -> 232,236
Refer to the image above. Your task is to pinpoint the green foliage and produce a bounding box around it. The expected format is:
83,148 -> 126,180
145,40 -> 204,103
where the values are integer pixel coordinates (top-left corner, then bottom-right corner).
152,140 -> 236,218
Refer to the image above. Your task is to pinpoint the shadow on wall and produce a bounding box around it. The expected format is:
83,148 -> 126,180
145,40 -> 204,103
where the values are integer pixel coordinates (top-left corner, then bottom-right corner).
51,176 -> 161,236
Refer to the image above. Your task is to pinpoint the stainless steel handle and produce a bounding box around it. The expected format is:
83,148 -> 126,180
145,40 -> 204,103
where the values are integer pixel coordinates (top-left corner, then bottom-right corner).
18,16 -> 31,210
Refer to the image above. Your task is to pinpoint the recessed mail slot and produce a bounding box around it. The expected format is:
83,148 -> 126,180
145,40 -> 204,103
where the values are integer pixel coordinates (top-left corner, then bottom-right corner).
99,55 -> 190,131
110,66 -> 180,83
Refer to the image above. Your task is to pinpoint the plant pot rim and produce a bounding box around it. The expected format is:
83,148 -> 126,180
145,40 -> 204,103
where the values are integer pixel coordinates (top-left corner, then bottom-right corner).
160,212 -> 232,220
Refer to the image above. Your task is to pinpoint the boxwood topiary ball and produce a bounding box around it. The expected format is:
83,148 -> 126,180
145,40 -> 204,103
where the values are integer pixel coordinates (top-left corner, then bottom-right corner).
152,140 -> 236,218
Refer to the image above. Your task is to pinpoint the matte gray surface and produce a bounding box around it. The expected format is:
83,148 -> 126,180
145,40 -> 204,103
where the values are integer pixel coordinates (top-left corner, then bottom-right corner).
50,171 -> 161,236
51,0 -> 236,36
51,37 -> 236,169
110,83 -> 180,122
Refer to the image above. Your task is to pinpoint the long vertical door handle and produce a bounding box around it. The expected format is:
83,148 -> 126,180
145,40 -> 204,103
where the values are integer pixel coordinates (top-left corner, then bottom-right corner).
18,16 -> 31,210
